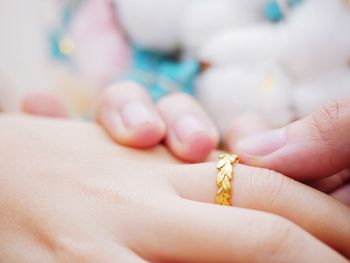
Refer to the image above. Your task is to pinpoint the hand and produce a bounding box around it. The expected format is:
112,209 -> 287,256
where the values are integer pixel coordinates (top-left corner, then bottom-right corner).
95,82 -> 219,162
21,82 -> 219,163
229,99 -> 350,206
0,114 -> 348,262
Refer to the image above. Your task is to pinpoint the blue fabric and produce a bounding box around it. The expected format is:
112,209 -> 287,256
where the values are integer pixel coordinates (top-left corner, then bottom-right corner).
265,0 -> 303,22
125,45 -> 200,101
265,1 -> 283,22
49,1 -> 82,61
288,0 -> 303,8
50,30 -> 66,61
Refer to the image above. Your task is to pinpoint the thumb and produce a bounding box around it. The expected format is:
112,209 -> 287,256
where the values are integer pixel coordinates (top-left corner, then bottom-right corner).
235,99 -> 350,181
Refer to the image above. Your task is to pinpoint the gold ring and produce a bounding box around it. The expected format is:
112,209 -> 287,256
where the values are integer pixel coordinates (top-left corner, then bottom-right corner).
215,154 -> 239,206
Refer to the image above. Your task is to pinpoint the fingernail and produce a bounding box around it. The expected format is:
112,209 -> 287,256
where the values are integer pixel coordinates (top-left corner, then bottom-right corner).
121,101 -> 160,128
174,114 -> 209,143
236,128 -> 286,156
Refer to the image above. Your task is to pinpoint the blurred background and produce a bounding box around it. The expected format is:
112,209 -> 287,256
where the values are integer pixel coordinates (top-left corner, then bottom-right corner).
0,1 -> 58,110
0,0 -> 349,133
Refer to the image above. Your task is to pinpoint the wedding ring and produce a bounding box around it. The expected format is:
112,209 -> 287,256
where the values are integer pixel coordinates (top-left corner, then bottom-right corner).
215,154 -> 239,206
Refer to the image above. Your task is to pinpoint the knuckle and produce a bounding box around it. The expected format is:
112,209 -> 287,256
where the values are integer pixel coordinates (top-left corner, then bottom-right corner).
248,167 -> 288,204
311,99 -> 350,144
252,214 -> 297,261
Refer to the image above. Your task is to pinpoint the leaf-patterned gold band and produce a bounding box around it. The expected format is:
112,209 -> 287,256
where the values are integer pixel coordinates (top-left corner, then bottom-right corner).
215,154 -> 239,206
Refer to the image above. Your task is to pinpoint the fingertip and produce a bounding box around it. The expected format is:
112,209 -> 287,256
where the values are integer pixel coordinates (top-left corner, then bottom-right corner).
168,112 -> 219,162
123,122 -> 166,148
96,82 -> 166,148
97,104 -> 166,148
167,130 -> 219,163
158,93 -> 219,162
225,113 -> 270,153
233,98 -> 350,180
182,132 -> 218,162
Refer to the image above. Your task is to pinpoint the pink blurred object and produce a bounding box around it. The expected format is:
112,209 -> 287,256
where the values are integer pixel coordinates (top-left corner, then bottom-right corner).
22,91 -> 69,118
70,0 -> 131,85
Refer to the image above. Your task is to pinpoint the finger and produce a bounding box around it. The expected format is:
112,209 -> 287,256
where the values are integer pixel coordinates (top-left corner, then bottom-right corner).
235,98 -> 350,180
308,169 -> 350,193
170,163 -> 350,258
157,93 -> 219,162
145,200 -> 346,263
331,183 -> 350,207
22,91 -> 69,118
96,82 -> 166,148
225,113 -> 270,152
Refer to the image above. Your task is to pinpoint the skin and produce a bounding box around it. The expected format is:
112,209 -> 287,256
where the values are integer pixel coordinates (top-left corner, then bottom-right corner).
23,86 -> 350,204
93,85 -> 350,204
230,98 -> 350,205
23,83 -> 219,163
0,114 -> 349,262
95,82 -> 219,163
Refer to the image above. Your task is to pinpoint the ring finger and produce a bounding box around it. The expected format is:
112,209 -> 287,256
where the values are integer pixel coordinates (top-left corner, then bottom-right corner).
170,162 -> 350,258
142,199 -> 346,263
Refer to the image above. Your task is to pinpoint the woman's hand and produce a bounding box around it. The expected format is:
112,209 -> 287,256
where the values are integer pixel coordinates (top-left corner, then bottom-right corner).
0,114 -> 348,262
95,82 -> 219,163
21,81 -> 219,163
229,98 -> 350,206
